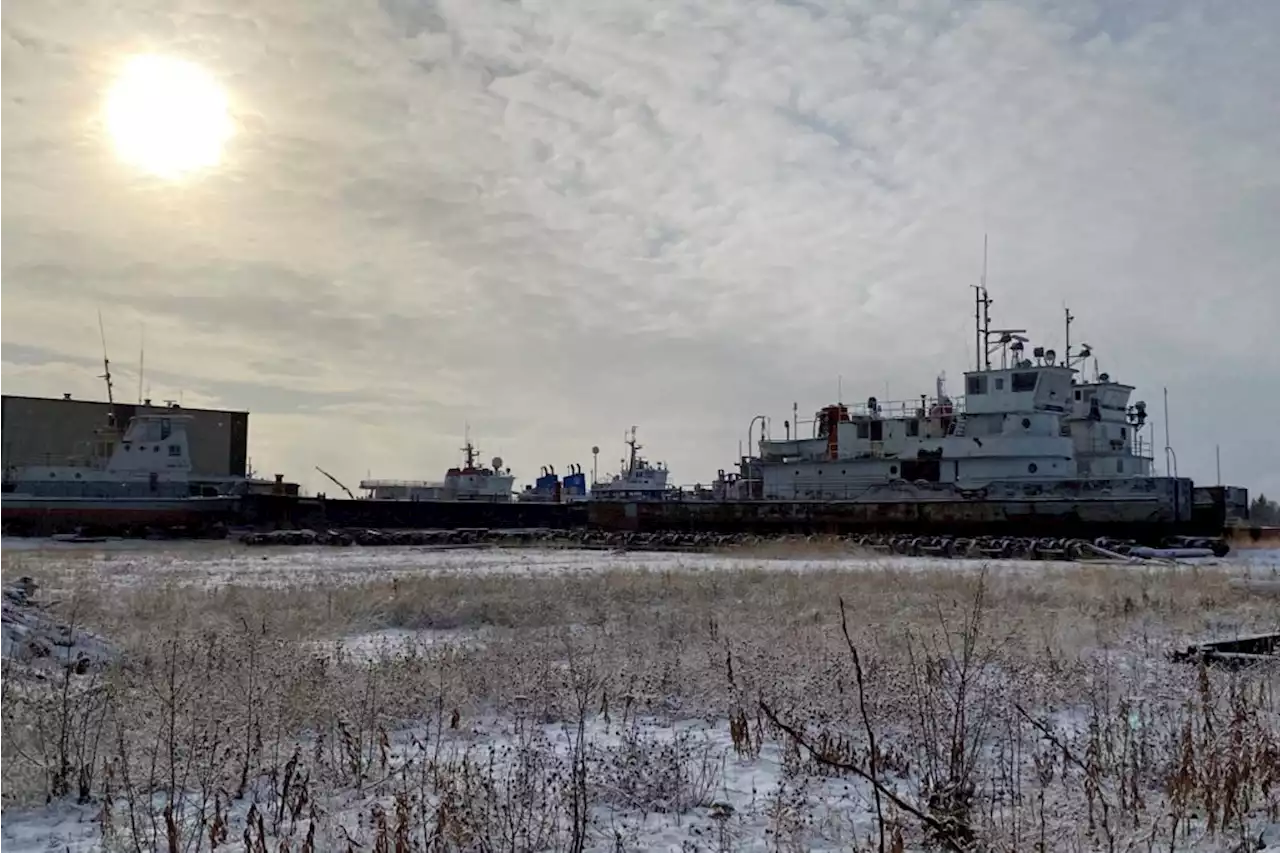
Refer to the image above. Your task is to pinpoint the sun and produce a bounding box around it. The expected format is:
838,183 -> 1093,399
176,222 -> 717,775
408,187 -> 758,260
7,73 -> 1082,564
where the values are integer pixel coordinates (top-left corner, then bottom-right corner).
104,54 -> 233,179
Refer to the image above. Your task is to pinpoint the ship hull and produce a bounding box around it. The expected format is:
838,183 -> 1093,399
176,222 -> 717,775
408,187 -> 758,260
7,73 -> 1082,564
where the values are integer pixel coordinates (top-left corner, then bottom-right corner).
1,494 -> 238,537
236,494 -> 587,531
587,477 -> 1235,542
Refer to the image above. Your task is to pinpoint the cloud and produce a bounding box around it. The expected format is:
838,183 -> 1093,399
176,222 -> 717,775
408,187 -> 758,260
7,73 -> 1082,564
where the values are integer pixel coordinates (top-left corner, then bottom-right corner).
3,0 -> 1278,497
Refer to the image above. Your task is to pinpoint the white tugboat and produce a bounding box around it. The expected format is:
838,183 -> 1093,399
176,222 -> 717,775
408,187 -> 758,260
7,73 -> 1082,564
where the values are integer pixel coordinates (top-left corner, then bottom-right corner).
1,410 -> 242,534
359,436 -> 516,502
589,427 -> 672,500
715,285 -> 1183,513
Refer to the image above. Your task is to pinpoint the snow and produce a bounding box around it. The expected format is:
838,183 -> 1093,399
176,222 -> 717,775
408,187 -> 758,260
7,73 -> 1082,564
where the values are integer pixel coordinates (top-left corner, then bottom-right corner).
2,538 -> 1276,852
6,536 -> 1274,592
1,577 -> 117,675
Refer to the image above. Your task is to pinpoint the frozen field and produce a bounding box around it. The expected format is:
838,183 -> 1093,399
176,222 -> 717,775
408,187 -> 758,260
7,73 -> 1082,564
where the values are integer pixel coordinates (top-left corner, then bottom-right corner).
3,539 -> 1278,852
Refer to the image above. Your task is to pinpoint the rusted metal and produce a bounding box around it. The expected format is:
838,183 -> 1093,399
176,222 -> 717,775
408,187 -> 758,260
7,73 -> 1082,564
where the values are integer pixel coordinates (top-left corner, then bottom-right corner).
1171,633 -> 1280,669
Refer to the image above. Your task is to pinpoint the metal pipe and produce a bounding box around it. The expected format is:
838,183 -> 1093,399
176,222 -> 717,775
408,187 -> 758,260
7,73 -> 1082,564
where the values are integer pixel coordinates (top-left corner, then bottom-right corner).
747,414 -> 765,460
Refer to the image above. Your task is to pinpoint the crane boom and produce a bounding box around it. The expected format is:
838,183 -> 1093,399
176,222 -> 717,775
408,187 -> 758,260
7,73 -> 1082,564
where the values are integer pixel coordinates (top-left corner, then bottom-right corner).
314,466 -> 356,500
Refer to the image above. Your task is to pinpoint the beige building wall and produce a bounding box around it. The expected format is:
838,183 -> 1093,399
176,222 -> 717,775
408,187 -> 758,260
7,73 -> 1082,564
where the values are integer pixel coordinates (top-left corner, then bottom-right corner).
1,394 -> 248,478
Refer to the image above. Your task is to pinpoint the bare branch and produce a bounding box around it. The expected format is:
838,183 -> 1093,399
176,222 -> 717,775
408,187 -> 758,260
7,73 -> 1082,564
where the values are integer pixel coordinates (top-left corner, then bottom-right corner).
759,700 -> 972,853
839,596 -> 885,853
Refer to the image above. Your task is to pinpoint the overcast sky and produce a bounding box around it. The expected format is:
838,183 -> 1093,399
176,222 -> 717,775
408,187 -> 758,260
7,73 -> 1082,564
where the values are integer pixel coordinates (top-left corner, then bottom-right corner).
3,0 -> 1278,497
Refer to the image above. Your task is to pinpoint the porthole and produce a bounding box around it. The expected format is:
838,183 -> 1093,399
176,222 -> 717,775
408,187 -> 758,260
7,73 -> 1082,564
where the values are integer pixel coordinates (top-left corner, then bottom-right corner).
1028,463 -> 1038,474
889,465 -> 898,475
1021,418 -> 1031,429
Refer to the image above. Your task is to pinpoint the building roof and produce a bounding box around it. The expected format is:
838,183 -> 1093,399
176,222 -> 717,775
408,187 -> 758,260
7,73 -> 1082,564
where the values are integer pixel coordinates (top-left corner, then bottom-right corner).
1,393 -> 249,416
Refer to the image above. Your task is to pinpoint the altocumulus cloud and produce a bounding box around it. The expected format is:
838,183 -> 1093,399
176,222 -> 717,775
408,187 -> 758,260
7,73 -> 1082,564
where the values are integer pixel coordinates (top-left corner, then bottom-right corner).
2,0 -> 1278,494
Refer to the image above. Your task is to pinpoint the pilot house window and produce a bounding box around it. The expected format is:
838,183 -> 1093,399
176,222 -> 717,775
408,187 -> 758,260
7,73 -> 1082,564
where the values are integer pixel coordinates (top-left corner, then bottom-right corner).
966,375 -> 988,395
1011,372 -> 1038,392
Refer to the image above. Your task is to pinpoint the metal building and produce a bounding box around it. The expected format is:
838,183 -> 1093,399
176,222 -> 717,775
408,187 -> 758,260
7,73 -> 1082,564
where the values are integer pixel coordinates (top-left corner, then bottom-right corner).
1,394 -> 248,478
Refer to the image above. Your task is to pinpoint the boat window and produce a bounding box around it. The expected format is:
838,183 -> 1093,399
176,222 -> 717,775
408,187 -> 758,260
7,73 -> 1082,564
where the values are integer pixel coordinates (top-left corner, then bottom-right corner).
168,444 -> 181,456
1074,389 -> 1082,401
994,378 -> 1005,391
906,419 -> 920,437
1117,459 -> 1124,473
1120,427 -> 1127,440
154,445 -> 160,452
856,423 -> 869,439
966,375 -> 987,395
869,421 -> 883,441
1012,372 -> 1038,392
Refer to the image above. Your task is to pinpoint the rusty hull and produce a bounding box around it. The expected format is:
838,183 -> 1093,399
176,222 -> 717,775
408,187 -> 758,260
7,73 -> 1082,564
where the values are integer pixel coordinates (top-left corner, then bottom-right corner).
588,496 -> 1199,540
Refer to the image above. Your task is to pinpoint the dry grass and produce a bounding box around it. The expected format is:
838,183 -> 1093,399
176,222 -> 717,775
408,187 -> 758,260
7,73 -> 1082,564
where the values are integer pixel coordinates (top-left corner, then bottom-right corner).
3,549 -> 1278,851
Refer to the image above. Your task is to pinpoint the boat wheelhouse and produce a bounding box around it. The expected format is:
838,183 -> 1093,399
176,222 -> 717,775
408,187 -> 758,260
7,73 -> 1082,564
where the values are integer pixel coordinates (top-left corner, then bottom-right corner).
1058,310 -> 1155,478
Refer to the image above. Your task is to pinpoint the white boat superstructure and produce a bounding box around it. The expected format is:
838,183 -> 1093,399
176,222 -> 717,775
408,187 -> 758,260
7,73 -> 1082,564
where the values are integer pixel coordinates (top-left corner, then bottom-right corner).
359,439 -> 515,502
590,427 -> 672,500
727,290 -> 1159,502
3,411 -> 202,498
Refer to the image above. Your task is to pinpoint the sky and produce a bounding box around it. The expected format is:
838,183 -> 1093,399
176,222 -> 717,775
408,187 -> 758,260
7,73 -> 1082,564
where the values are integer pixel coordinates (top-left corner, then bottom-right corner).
3,0 -> 1278,498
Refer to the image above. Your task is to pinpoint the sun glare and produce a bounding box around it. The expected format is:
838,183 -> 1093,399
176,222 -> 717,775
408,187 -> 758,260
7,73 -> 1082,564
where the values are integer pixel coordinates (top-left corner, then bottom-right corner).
104,54 -> 233,179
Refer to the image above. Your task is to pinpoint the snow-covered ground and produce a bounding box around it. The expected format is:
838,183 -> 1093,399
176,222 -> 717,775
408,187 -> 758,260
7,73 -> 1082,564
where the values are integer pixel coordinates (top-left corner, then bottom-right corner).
2,539 -> 1277,852
5,535 -> 1278,589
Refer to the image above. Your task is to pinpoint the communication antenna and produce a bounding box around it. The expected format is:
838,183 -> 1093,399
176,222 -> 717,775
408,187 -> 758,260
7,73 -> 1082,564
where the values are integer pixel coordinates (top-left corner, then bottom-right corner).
1063,306 -> 1072,368
138,324 -> 146,405
972,234 -> 991,371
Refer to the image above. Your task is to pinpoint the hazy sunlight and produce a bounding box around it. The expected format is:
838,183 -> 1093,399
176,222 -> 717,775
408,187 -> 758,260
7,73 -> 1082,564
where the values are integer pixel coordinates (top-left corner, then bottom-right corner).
104,54 -> 232,179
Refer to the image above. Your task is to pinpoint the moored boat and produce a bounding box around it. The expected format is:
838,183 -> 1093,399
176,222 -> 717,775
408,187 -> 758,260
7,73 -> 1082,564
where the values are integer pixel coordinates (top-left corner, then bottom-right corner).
2,411 -> 240,536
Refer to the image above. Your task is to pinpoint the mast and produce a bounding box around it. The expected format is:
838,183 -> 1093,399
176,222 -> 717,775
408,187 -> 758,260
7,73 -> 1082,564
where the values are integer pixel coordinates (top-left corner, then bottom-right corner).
138,324 -> 145,405
1063,306 -> 1073,368
97,311 -> 119,433
972,234 -> 991,371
